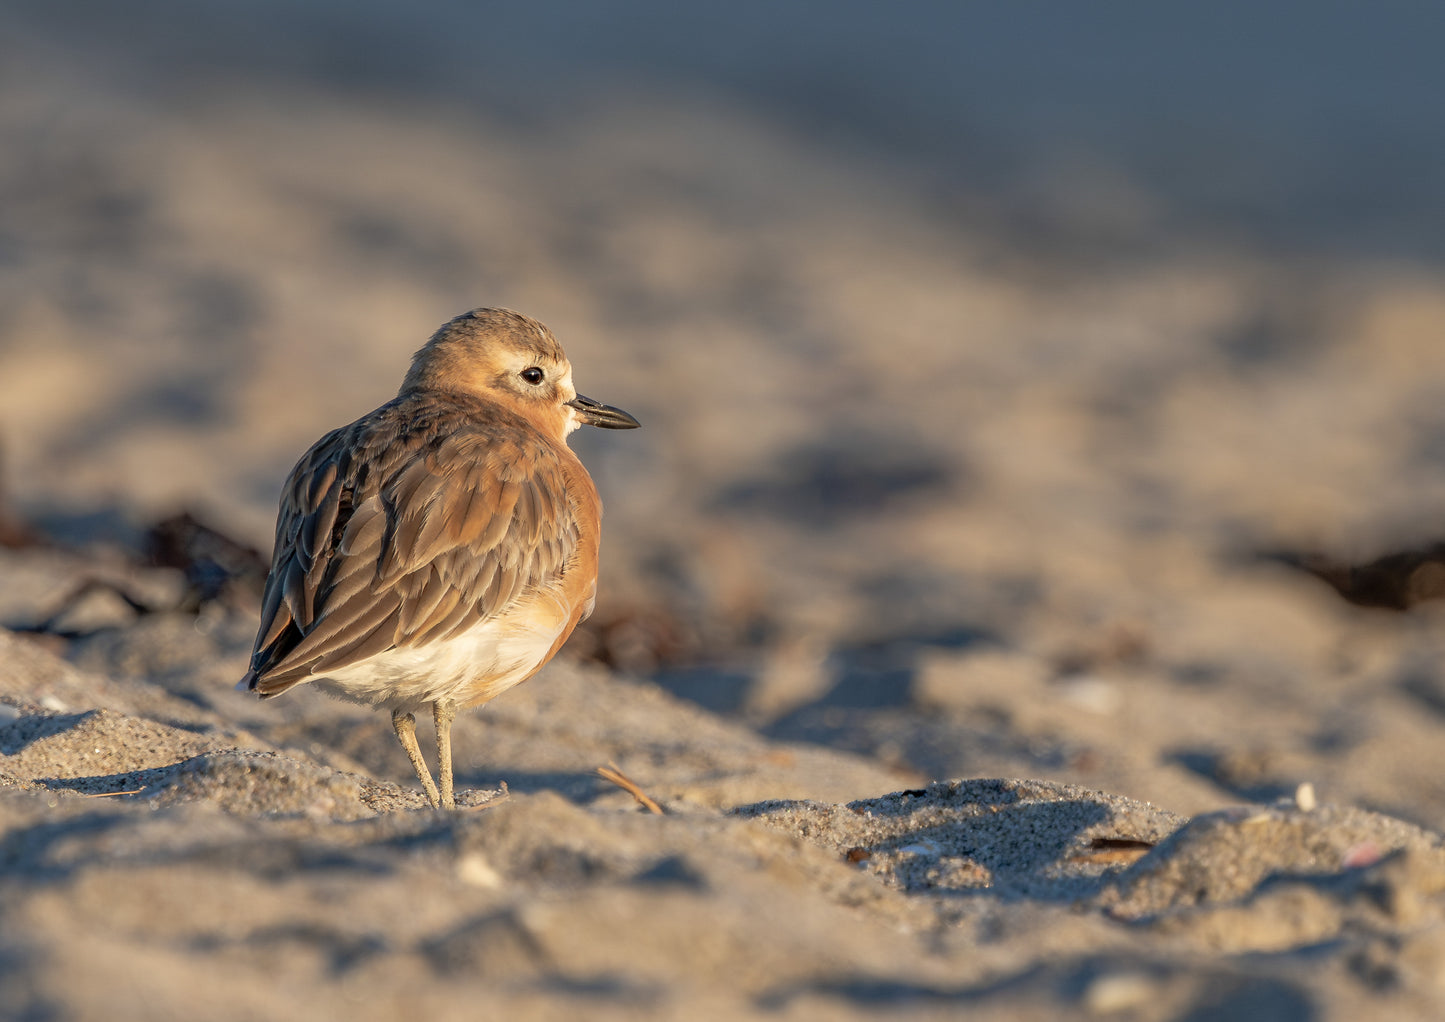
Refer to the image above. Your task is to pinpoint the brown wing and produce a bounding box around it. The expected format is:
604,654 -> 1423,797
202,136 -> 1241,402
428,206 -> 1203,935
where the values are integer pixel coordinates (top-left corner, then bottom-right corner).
244,397 -> 581,696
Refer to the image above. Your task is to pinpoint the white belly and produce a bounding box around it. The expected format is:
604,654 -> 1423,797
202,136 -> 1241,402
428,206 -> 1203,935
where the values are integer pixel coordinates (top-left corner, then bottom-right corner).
309,603 -> 568,712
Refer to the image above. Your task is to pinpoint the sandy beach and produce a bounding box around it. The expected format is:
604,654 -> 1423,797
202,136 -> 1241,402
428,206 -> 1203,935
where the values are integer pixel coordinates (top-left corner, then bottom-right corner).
5,5 -> 1445,1018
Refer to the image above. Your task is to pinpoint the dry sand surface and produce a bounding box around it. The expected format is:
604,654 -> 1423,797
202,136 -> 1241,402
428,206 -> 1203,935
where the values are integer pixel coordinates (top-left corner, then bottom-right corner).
7,9 -> 1445,1020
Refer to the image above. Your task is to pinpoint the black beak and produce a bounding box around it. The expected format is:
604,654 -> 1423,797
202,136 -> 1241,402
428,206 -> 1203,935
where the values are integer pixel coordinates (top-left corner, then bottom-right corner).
568,394 -> 641,429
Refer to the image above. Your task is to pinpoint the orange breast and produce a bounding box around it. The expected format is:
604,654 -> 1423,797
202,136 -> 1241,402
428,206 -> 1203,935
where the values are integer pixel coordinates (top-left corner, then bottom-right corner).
456,444 -> 602,709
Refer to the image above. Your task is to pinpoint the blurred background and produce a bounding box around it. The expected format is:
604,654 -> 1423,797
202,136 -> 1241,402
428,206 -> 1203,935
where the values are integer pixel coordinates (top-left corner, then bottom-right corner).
6,1 -> 1445,818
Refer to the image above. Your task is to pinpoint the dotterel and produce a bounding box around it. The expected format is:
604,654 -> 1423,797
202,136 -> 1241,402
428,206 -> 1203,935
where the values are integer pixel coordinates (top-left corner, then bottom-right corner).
239,308 -> 639,808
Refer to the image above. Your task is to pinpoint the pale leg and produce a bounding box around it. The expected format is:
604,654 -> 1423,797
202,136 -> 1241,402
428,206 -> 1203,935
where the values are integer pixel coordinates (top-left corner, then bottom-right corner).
434,699 -> 458,810
392,709 -> 441,808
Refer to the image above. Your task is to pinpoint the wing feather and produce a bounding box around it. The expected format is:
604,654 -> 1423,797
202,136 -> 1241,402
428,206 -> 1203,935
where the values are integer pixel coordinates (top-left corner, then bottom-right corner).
281,558 -> 311,630
397,565 -> 452,635
298,461 -> 340,561
409,592 -> 477,647
309,594 -> 408,669
255,566 -> 292,651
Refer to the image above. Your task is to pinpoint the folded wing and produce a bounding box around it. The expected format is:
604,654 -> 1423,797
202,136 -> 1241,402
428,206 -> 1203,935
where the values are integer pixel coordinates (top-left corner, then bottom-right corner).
244,402 -> 577,696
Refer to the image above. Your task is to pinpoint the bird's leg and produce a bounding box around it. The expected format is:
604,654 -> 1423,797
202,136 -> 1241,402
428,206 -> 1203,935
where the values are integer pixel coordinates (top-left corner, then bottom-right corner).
391,708 -> 441,808
433,699 -> 458,810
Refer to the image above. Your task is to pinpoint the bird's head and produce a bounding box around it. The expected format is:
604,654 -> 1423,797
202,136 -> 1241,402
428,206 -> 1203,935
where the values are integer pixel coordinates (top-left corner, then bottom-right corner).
402,307 -> 639,439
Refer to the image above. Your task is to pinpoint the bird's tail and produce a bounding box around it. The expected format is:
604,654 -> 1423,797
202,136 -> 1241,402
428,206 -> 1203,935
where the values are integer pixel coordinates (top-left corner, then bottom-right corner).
236,667 -> 307,699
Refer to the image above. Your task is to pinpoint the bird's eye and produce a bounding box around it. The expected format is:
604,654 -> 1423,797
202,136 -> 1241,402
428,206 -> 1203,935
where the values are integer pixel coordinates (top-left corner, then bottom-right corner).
520,367 -> 545,385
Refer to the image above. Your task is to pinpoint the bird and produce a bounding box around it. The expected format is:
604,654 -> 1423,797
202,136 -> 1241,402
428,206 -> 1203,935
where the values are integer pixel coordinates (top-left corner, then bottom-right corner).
238,308 -> 639,809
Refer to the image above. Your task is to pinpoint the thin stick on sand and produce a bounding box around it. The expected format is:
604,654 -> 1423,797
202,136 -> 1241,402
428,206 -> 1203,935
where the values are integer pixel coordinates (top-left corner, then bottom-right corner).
596,761 -> 664,815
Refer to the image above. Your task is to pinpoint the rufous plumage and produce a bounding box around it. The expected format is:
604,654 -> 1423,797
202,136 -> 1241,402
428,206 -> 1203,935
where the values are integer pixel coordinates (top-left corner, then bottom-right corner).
240,308 -> 638,808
